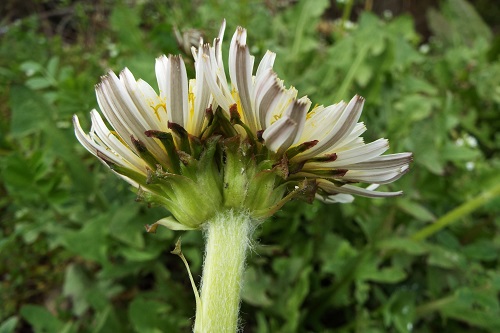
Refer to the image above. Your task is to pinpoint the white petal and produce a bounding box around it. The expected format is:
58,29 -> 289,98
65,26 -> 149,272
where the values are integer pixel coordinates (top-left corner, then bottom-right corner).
121,69 -> 167,132
253,69 -> 284,129
256,51 -> 276,78
155,56 -> 169,102
264,84 -> 298,127
317,179 -> 403,198
229,27 -> 257,130
339,152 -> 413,170
297,102 -> 345,146
285,96 -> 311,145
202,51 -> 233,112
165,55 -> 189,126
189,46 -> 212,135
262,98 -> 310,153
95,79 -> 132,147
299,95 -> 364,159
307,138 -> 389,168
316,193 -> 354,203
136,79 -> 169,131
89,110 -> 145,172
262,116 -> 297,154
214,20 -> 228,84
100,72 -> 168,162
341,166 -> 409,184
73,115 -> 128,168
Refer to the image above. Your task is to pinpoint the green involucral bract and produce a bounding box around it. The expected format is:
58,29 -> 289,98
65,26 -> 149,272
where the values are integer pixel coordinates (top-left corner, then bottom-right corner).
131,106 -> 311,231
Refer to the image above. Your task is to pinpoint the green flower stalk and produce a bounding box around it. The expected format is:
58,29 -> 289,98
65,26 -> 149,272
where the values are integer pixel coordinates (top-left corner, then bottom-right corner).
73,20 -> 411,332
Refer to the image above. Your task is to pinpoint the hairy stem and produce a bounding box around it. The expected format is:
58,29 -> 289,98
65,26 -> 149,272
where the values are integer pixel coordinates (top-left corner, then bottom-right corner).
193,210 -> 253,333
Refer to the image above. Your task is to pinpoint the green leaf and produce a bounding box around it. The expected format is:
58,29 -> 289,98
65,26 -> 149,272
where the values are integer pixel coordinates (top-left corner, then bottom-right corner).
442,143 -> 481,162
383,290 -> 416,333
361,265 -> 407,284
19,61 -> 43,76
440,287 -> 500,331
9,85 -> 50,136
427,244 -> 466,269
46,57 -> 59,78
128,298 -> 174,333
110,5 -> 143,51
395,94 -> 437,122
119,246 -> 163,262
378,237 -> 428,256
25,77 -> 53,90
62,264 -> 91,316
109,205 -> 145,248
463,239 -> 497,261
61,215 -> 109,263
242,266 -> 273,307
282,266 -> 311,332
397,199 -> 436,222
20,305 -> 64,333
319,233 -> 358,276
0,317 -> 18,333
416,148 -> 445,175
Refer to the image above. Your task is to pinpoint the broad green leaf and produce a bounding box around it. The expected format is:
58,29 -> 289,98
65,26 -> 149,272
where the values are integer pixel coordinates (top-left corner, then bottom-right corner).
25,77 -> 53,90
20,305 -> 64,333
242,266 -> 273,307
120,245 -> 163,262
427,244 -> 466,269
109,205 -> 145,248
442,143 -> 481,162
128,298 -> 173,333
61,214 -> 109,263
383,290 -> 416,333
46,57 -> 59,78
62,264 -> 91,316
9,85 -> 50,136
19,61 -> 43,76
397,199 -> 436,222
463,239 -> 497,261
361,265 -> 407,284
0,317 -> 18,333
439,287 -> 500,331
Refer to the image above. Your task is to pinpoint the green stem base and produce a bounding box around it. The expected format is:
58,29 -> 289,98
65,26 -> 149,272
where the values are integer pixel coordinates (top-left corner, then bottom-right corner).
193,209 -> 253,333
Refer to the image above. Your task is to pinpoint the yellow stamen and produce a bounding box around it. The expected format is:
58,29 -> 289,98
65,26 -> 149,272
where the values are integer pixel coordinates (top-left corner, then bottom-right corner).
151,102 -> 167,121
188,91 -> 195,118
306,104 -> 319,120
109,130 -> 127,146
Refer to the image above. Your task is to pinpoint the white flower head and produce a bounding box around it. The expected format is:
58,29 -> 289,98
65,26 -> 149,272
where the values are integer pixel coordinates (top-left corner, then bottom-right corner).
74,20 -> 412,229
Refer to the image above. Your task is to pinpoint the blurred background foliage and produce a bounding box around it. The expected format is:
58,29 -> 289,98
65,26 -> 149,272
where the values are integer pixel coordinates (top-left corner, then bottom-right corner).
1,0 -> 499,332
